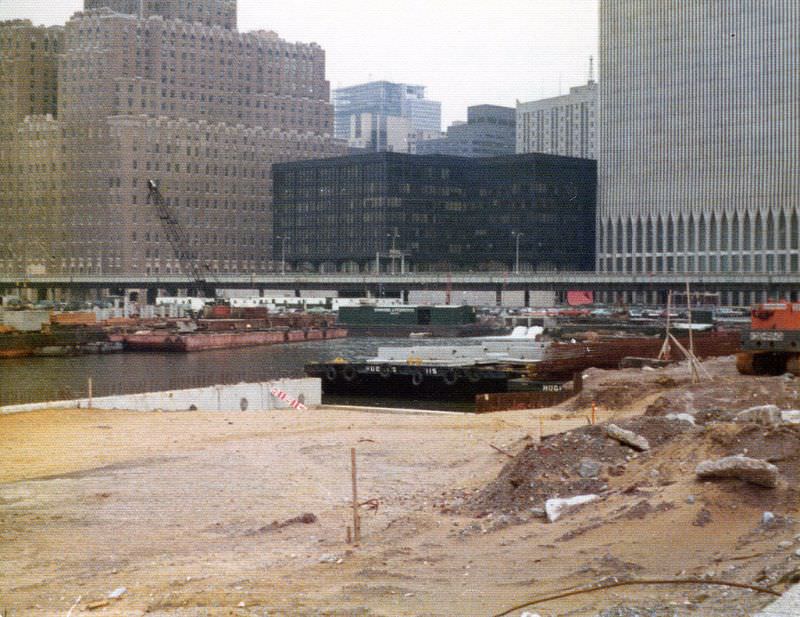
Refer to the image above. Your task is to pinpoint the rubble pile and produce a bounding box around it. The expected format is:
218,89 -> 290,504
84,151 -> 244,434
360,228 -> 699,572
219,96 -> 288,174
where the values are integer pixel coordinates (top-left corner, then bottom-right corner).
463,416 -> 690,515
645,359 -> 800,419
567,363 -> 692,412
465,356 -> 800,520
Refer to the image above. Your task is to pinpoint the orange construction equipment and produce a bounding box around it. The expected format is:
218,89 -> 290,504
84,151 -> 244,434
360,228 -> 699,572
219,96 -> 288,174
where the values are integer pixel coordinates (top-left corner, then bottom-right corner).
736,301 -> 800,375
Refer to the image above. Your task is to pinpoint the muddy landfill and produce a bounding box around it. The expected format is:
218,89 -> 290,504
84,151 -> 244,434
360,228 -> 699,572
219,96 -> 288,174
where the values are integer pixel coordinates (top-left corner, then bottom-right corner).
3,356 -> 800,616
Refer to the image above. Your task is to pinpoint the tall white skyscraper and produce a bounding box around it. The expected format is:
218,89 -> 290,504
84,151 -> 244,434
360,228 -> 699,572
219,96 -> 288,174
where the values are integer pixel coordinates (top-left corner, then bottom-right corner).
598,1 -> 799,290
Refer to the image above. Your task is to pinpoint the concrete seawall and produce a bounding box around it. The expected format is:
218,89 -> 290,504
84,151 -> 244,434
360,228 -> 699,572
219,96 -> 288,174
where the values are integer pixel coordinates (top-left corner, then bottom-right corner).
0,378 -> 321,414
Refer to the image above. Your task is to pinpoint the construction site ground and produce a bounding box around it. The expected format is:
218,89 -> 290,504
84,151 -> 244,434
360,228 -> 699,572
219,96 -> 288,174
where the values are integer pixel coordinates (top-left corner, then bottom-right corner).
3,357 -> 800,616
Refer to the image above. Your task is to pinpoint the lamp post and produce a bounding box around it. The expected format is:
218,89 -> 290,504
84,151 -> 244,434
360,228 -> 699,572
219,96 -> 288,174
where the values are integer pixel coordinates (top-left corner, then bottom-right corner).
387,228 -> 399,275
512,231 -> 523,274
277,235 -> 290,275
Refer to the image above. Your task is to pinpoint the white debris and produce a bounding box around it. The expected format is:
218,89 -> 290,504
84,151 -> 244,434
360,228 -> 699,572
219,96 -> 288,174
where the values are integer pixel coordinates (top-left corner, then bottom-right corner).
605,424 -> 650,451
781,410 -> 800,425
736,404 -> 781,426
108,587 -> 127,599
666,413 -> 696,425
696,456 -> 780,488
545,494 -> 599,523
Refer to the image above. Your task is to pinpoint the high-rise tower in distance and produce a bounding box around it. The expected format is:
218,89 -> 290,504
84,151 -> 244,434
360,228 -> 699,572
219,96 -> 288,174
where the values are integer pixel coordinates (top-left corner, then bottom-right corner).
598,0 -> 799,302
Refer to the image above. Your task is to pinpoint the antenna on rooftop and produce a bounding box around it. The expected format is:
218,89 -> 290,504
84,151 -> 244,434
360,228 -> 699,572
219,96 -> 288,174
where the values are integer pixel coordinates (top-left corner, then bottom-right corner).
588,56 -> 595,84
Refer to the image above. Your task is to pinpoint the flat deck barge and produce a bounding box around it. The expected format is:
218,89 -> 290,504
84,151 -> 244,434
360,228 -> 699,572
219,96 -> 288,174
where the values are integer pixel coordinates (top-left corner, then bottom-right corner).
124,327 -> 347,352
307,360 -> 524,395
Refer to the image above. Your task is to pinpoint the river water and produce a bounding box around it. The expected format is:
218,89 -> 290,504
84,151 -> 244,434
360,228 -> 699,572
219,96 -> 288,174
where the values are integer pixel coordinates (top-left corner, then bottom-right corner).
0,337 -> 478,410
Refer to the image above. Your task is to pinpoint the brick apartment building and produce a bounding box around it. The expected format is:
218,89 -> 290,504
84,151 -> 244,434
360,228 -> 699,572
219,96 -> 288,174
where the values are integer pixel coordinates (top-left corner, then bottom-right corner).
0,1 -> 343,278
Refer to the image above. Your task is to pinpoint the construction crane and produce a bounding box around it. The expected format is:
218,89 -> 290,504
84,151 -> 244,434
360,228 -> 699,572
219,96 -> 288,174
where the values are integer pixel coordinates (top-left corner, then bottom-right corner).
146,179 -> 214,297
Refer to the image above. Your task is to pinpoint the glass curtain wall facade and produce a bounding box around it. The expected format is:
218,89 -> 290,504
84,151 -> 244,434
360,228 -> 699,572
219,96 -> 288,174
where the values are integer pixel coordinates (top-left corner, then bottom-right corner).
332,81 -> 441,141
273,152 -> 595,273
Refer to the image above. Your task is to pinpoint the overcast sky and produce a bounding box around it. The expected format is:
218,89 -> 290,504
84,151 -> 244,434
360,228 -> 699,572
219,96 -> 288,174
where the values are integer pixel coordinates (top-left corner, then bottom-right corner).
0,0 -> 599,128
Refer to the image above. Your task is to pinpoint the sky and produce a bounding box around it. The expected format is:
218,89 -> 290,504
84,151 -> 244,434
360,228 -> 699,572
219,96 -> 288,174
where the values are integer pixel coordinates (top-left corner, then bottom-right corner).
0,0 -> 599,128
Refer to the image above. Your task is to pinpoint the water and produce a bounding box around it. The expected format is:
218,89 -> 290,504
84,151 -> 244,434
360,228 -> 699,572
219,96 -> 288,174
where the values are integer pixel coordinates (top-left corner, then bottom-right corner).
0,337 -> 478,410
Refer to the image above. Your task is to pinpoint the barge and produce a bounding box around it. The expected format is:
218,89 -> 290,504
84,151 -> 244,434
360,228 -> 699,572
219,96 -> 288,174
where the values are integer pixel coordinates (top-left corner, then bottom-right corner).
336,304 -> 506,337
0,326 -> 112,358
308,360 -> 520,395
306,339 -> 549,396
123,327 -> 347,352
306,327 -> 743,398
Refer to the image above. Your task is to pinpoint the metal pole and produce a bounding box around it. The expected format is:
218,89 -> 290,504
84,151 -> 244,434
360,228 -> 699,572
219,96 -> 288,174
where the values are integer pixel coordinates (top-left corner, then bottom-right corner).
389,230 -> 397,275
514,232 -> 522,274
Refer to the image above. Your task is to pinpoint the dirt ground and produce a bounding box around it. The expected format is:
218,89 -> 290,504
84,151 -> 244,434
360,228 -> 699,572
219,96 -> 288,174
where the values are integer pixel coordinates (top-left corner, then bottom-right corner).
2,360 -> 800,616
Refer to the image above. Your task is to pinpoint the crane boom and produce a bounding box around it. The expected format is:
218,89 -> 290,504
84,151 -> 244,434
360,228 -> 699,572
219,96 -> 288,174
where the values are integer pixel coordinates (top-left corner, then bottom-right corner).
146,179 -> 210,293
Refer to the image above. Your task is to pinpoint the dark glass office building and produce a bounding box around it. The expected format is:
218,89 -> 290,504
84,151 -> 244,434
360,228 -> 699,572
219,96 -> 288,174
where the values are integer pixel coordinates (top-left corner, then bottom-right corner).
273,152 -> 596,273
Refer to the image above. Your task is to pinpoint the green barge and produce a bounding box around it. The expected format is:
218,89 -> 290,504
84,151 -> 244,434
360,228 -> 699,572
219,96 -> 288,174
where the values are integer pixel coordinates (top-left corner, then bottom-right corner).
336,305 -> 505,337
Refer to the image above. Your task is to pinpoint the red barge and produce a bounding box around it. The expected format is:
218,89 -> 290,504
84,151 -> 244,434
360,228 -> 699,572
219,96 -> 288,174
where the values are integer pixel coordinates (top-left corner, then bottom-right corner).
122,327 -> 347,352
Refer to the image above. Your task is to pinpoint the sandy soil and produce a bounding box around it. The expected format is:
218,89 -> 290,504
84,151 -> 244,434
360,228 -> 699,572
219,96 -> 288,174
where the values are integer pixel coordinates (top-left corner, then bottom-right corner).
1,369 -> 798,616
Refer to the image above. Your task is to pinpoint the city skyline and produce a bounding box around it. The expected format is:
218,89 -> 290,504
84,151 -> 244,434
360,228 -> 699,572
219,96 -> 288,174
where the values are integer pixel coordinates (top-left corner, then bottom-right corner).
0,0 -> 600,128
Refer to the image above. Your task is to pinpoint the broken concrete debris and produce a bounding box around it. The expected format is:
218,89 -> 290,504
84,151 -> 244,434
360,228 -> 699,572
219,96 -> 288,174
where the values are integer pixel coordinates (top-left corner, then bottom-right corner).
735,405 -> 800,426
605,424 -> 650,451
695,455 -> 779,488
736,404 -> 782,426
577,458 -> 601,478
665,412 -> 696,425
545,494 -> 599,523
319,553 -> 343,564
781,410 -> 800,424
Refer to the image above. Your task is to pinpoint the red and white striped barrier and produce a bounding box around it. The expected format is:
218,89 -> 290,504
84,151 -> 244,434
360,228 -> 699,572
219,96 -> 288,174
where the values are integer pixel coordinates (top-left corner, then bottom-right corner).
269,386 -> 307,411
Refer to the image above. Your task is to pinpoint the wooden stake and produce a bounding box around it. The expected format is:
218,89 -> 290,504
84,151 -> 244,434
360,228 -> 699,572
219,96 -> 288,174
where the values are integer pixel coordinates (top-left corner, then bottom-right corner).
346,526 -> 352,545
686,279 -> 698,383
351,447 -> 360,545
489,443 -> 515,459
668,333 -> 713,380
538,416 -> 544,443
658,291 -> 673,361
88,377 -> 93,409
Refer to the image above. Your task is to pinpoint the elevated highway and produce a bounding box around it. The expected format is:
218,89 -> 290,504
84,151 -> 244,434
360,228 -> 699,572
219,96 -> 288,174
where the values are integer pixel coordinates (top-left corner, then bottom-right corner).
1,271 -> 798,301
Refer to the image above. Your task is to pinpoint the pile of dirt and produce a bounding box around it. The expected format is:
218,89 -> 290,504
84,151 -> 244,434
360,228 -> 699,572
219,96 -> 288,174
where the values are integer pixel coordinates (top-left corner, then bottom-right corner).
463,416 -> 692,515
646,370 -> 800,419
566,364 -> 692,412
